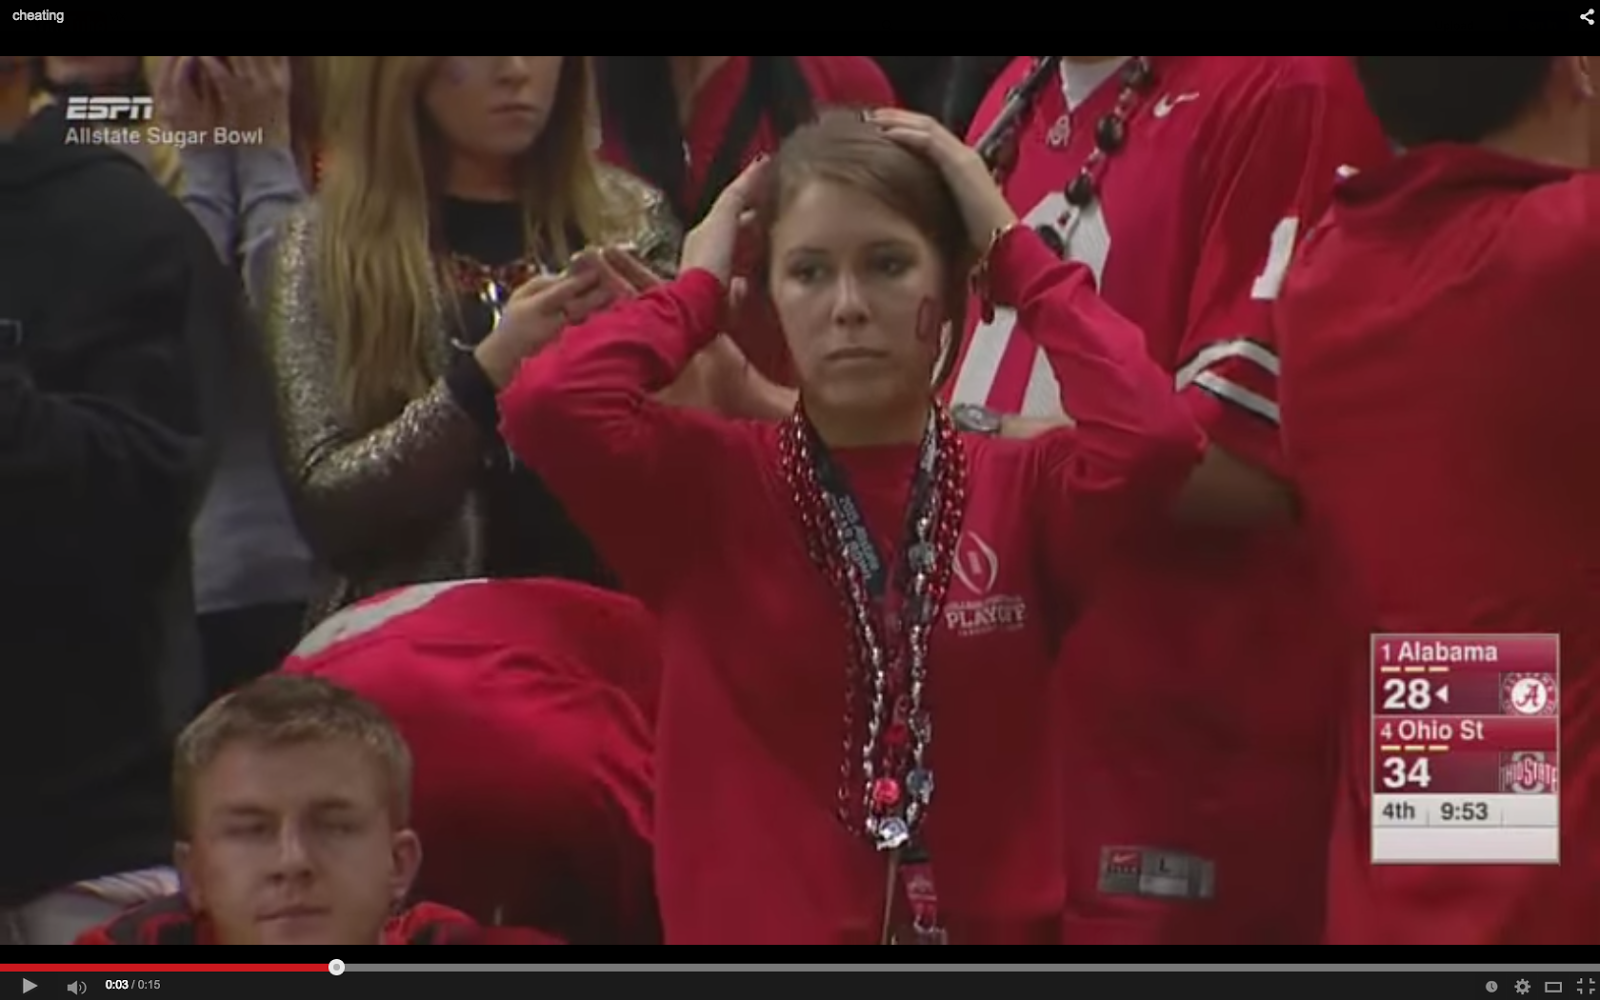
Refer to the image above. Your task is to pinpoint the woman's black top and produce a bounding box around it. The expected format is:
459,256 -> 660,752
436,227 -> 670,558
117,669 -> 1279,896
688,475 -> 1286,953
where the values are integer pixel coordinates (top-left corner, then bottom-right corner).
438,196 -> 615,588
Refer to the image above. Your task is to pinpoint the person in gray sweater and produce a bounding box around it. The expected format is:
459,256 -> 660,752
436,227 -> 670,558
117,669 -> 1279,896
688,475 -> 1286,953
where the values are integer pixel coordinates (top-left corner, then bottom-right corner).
152,56 -> 312,697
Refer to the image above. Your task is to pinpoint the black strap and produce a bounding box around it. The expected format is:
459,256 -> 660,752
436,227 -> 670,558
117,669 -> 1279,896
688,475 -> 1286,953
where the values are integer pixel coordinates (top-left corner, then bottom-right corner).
807,418 -> 939,601
686,59 -> 777,224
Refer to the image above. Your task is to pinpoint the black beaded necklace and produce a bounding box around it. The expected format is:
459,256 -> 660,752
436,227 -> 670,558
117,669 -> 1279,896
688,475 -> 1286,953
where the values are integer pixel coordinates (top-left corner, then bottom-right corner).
977,56 -> 1156,259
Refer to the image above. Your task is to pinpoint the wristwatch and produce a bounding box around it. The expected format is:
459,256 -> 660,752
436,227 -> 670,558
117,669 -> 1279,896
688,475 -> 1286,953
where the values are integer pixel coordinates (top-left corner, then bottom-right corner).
951,403 -> 1004,436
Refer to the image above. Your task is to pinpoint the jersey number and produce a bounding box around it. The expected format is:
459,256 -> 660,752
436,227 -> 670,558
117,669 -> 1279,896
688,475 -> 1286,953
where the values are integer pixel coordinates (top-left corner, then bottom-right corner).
953,193 -> 1111,413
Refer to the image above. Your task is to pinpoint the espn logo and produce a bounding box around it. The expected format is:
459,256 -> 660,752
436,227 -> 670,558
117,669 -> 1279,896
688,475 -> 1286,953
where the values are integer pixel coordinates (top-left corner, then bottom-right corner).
64,96 -> 154,122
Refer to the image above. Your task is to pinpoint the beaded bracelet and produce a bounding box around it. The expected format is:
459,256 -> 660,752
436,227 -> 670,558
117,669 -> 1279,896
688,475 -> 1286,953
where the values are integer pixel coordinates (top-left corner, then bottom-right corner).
970,220 -> 1024,323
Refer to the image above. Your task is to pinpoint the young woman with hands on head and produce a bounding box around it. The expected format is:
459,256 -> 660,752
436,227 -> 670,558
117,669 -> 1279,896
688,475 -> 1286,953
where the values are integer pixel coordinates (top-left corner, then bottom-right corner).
494,110 -> 1204,945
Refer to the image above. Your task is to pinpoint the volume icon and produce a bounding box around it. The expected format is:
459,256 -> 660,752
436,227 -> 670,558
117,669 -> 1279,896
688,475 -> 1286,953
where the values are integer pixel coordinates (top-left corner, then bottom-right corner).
66,985 -> 86,996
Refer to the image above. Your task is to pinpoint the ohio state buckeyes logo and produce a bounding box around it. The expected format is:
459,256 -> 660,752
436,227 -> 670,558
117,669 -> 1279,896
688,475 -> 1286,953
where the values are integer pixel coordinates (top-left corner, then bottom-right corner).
1500,751 -> 1559,794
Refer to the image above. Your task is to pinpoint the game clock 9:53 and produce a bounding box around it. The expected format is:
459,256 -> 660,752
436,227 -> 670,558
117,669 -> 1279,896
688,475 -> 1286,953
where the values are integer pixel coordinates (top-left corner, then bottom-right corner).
1437,801 -> 1490,823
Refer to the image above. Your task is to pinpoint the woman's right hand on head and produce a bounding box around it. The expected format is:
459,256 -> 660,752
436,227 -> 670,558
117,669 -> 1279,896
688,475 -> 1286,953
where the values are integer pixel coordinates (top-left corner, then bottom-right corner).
151,57 -> 222,134
473,268 -> 613,389
211,56 -> 293,147
679,156 -> 771,285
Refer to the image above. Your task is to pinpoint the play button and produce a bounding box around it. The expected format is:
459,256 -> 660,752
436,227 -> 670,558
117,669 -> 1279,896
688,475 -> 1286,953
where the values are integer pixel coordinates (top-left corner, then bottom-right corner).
22,981 -> 36,995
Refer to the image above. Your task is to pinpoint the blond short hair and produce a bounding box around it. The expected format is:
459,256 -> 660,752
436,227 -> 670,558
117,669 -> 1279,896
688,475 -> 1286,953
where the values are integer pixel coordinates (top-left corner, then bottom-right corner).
173,675 -> 412,838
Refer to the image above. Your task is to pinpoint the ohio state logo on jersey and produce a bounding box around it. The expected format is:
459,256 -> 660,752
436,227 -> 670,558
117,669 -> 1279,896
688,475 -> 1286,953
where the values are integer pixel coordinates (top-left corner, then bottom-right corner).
1500,751 -> 1559,794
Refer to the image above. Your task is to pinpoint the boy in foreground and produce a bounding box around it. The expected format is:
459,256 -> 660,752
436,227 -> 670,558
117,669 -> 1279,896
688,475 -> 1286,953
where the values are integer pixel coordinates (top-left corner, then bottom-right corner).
77,675 -> 556,945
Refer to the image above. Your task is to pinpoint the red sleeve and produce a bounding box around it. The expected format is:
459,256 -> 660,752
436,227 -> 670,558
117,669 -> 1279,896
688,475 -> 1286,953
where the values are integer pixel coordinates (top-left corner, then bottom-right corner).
1179,59 -> 1392,477
498,271 -> 745,601
797,55 -> 899,109
990,229 -> 1205,588
475,926 -> 566,945
72,926 -> 115,945
392,902 -> 566,945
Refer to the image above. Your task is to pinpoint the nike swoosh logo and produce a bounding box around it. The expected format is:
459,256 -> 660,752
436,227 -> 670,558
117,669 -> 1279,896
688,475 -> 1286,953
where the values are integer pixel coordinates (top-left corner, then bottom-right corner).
1152,92 -> 1200,118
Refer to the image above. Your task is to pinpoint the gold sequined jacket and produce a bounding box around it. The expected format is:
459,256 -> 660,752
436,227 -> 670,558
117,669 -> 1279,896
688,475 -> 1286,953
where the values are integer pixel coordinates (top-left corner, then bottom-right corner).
261,166 -> 680,624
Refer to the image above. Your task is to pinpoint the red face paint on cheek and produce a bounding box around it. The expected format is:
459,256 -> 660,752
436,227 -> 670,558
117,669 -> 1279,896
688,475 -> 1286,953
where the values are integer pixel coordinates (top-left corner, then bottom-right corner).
914,297 -> 942,346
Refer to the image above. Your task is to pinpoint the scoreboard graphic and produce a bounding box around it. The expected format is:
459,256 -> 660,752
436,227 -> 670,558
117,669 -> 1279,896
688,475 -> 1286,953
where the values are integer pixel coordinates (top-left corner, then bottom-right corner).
1370,634 -> 1560,865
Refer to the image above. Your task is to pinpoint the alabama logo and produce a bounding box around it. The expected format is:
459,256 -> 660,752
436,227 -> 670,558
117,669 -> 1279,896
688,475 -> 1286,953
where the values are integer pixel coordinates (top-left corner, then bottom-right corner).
1500,673 -> 1557,716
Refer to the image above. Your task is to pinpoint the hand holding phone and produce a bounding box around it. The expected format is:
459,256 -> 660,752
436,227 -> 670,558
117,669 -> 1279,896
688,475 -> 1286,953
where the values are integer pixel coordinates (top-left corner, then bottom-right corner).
568,244 -> 659,298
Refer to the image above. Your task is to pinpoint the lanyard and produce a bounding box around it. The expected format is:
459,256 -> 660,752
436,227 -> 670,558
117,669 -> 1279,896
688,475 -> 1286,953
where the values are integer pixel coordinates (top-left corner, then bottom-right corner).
883,842 -> 947,945
806,417 -> 948,945
806,418 -> 938,601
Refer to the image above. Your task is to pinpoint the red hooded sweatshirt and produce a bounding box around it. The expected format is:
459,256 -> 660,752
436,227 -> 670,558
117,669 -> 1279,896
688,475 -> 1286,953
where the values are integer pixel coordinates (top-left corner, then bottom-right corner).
1279,144 -> 1600,945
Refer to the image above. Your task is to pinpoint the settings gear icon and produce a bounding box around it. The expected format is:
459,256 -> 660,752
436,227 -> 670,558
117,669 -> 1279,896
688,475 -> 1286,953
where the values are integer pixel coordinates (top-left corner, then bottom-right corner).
1517,982 -> 1532,995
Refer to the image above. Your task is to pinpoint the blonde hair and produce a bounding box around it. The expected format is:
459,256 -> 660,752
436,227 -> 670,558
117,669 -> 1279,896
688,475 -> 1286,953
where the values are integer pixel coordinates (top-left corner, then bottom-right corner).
134,56 -> 181,190
173,674 -> 413,839
316,56 -> 605,430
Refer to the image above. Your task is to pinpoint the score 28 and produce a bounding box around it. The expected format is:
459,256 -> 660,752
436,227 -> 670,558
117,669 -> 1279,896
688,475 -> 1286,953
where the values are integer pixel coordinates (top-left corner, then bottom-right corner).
1380,676 -> 1450,712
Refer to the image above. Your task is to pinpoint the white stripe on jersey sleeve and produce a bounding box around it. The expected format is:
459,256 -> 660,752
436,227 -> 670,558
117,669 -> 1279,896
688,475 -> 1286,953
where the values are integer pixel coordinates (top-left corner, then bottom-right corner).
292,578 -> 489,659
1174,338 -> 1281,389
1191,371 -> 1280,423
1175,338 -> 1282,425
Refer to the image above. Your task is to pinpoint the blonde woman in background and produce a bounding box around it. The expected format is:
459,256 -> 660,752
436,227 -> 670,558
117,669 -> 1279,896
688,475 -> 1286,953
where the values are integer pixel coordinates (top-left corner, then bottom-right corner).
150,56 -> 320,700
263,56 -> 678,622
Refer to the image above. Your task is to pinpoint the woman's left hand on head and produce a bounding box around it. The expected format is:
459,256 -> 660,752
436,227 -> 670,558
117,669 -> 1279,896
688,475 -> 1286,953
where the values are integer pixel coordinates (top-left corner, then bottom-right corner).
868,108 -> 1018,253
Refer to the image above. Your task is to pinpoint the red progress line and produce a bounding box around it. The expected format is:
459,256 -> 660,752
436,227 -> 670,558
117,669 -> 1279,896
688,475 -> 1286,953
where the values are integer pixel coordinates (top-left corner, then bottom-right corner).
0,965 -> 328,972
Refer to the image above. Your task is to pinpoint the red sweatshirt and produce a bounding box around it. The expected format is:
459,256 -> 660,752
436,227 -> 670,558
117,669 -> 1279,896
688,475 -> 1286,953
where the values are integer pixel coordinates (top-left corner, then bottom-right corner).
500,229 -> 1203,944
1280,146 -> 1600,944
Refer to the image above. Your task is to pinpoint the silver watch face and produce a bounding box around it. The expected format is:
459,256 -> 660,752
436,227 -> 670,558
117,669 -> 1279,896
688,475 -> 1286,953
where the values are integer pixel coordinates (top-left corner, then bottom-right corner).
952,403 -> 1003,435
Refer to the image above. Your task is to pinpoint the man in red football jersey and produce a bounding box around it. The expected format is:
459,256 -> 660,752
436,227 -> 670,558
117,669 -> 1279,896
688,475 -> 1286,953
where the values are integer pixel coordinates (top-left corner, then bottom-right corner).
1277,56 -> 1599,945
282,578 -> 660,945
76,674 -> 558,945
942,56 -> 1392,945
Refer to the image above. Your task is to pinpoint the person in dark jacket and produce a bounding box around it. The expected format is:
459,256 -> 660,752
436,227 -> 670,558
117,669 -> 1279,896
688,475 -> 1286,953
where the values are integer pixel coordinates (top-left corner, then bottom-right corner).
0,54 -> 231,943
